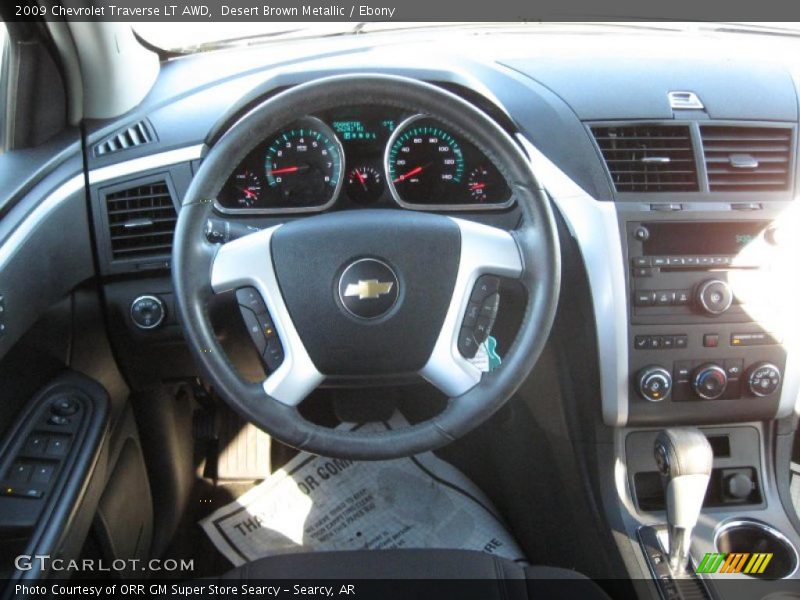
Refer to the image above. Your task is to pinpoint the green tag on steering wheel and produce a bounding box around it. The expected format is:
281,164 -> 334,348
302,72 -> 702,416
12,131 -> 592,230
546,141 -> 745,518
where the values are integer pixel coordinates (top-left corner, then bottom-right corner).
485,336 -> 502,371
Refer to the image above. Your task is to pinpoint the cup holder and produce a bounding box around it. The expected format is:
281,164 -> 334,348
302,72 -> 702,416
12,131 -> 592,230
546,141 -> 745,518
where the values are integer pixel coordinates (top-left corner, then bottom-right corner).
715,519 -> 799,579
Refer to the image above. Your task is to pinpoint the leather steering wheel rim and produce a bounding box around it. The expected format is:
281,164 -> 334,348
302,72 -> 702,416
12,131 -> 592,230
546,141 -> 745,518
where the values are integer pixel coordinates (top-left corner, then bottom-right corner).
172,74 -> 560,459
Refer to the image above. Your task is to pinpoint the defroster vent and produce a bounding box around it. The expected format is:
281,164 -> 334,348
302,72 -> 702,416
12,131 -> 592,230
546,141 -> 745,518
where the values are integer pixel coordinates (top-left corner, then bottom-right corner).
105,181 -> 177,261
592,125 -> 699,192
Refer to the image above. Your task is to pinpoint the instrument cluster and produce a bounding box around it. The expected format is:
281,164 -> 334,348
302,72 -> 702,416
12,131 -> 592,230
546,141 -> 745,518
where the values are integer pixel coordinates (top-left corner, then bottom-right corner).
216,105 -> 512,213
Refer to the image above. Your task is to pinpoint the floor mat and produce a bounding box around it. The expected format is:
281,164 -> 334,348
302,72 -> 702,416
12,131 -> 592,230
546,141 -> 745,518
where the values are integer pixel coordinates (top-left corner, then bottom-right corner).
201,414 -> 525,566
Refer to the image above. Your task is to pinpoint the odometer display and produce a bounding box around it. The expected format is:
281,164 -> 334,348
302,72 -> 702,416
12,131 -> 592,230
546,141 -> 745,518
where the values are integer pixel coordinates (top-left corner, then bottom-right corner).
386,117 -> 465,206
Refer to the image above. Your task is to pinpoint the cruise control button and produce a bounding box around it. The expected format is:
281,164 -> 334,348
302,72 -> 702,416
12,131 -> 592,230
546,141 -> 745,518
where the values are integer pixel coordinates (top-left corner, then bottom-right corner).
457,328 -> 480,359
236,287 -> 267,315
480,293 -> 500,319
463,302 -> 480,328
474,317 -> 493,344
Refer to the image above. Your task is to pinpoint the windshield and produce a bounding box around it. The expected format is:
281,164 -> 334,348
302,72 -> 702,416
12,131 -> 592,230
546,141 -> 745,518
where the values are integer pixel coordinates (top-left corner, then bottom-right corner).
134,21 -> 800,54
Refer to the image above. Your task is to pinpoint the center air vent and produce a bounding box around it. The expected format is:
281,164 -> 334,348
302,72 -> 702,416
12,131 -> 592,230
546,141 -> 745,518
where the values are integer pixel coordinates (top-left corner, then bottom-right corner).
592,125 -> 699,192
105,181 -> 177,261
700,125 -> 793,192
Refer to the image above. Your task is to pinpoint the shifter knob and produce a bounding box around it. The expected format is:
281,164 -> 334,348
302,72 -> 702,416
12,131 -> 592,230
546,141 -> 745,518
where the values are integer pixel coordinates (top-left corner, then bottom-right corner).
654,428 -> 713,573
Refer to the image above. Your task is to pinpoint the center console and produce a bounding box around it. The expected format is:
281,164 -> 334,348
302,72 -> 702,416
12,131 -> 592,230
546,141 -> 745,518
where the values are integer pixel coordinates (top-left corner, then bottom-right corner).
625,217 -> 789,425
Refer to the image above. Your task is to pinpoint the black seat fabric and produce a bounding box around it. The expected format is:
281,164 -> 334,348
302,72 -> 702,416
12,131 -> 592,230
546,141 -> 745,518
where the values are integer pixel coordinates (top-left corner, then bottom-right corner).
220,549 -> 610,599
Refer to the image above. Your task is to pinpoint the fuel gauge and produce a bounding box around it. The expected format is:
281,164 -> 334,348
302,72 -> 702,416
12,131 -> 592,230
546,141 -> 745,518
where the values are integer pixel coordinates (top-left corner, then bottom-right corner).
346,165 -> 384,204
467,166 -> 490,203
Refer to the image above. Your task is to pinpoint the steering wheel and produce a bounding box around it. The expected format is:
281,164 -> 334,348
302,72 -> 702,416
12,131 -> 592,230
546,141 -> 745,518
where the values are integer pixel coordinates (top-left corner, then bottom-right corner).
172,74 -> 560,460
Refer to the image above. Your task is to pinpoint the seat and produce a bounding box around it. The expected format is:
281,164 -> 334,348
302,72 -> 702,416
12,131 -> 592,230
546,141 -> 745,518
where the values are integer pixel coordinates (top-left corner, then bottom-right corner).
220,549 -> 610,599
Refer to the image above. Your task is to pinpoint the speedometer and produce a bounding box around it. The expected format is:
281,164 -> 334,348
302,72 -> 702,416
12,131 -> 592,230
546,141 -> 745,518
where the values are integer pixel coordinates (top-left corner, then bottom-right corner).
385,116 -> 465,207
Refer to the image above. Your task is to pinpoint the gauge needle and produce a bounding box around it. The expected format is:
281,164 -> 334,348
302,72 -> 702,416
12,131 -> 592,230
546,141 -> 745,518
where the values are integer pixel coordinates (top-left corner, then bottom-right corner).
240,187 -> 258,198
393,165 -> 424,183
270,166 -> 302,175
469,183 -> 486,190
354,170 -> 368,190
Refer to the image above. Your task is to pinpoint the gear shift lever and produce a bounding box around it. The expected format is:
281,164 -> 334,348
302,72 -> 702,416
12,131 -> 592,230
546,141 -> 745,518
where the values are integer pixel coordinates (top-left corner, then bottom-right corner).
654,428 -> 713,573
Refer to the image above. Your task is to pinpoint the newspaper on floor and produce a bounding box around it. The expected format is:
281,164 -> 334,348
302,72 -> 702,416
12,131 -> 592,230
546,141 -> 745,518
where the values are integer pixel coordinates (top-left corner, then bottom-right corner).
200,413 -> 525,567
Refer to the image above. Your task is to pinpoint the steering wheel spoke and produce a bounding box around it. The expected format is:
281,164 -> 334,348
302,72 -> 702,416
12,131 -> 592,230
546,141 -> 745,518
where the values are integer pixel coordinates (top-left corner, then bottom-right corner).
210,226 -> 324,406
420,218 -> 523,397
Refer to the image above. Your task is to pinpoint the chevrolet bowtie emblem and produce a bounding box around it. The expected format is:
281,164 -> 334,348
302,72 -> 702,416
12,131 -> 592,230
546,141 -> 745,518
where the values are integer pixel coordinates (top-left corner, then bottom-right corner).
343,279 -> 394,300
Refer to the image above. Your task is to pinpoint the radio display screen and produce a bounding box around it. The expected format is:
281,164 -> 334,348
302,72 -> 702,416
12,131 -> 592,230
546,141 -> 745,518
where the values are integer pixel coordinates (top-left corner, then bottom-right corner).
642,221 -> 767,256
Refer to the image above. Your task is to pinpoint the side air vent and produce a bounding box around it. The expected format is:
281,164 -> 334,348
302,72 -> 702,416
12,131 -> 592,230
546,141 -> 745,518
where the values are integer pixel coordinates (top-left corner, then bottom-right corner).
105,181 -> 177,261
701,126 -> 793,192
93,120 -> 155,157
592,125 -> 699,192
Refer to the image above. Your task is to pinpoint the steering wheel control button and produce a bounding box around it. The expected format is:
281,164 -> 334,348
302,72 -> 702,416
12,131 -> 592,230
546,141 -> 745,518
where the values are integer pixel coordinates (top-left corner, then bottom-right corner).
747,362 -> 782,397
470,275 -> 500,303
239,307 -> 268,355
692,363 -> 728,400
636,366 -> 672,402
458,328 -> 480,359
480,293 -> 500,319
130,295 -> 166,330
236,287 -> 268,315
264,337 -> 285,371
463,303 -> 481,328
695,279 -> 733,316
338,258 -> 399,320
459,279 -> 502,356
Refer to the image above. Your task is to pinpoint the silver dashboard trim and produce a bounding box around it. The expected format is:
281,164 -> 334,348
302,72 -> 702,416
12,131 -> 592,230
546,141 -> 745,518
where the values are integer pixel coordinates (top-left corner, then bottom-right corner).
1,145 -> 203,276
88,144 -> 205,186
516,134 -> 630,426
419,217 -> 523,397
210,225 -> 324,406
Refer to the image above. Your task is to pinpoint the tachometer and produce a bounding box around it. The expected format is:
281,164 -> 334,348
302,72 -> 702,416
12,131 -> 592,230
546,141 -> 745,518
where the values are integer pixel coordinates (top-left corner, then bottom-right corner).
385,116 -> 465,206
263,117 -> 344,209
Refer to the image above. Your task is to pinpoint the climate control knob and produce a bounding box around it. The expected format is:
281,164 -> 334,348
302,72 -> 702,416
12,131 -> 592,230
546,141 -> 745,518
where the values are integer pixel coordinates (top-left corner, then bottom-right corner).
747,362 -> 782,397
636,366 -> 672,402
692,363 -> 728,400
695,279 -> 734,316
